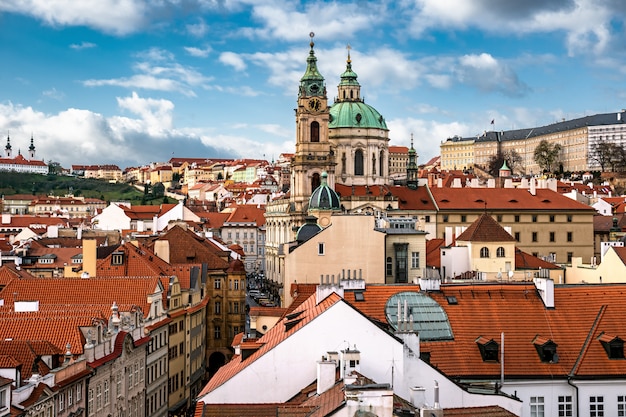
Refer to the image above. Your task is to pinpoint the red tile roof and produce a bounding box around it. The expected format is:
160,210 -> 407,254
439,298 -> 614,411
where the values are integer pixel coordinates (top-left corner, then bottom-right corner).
515,248 -> 562,270
224,205 -> 266,227
430,188 -> 595,211
426,238 -> 445,268
0,340 -> 62,379
456,213 -> 515,242
444,406 -> 519,417
198,292 -> 343,397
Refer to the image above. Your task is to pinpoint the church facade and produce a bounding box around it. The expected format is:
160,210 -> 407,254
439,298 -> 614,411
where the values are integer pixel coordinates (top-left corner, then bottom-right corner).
264,35 -> 422,303
0,134 -> 48,174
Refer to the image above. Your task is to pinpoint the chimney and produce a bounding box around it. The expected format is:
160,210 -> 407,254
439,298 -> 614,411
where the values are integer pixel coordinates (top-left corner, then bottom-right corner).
340,347 -> 360,379
154,240 -> 170,263
534,277 -> 555,308
82,239 -> 97,277
487,178 -> 495,188
410,386 -> 426,408
529,178 -> 537,196
316,357 -> 336,395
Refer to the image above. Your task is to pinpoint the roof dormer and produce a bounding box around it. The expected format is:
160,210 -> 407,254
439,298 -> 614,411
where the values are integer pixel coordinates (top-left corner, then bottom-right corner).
533,335 -> 558,363
598,332 -> 625,359
475,336 -> 499,362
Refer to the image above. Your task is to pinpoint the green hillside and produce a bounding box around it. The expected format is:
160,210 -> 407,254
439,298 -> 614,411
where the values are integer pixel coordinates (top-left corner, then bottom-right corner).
0,172 -> 172,205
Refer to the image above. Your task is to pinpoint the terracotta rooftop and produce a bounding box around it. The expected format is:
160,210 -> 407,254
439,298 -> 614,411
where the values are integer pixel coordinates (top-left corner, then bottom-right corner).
456,213 -> 516,242
430,187 -> 595,211
426,238 -> 445,268
198,292 -> 343,397
0,340 -> 62,380
515,248 -> 562,270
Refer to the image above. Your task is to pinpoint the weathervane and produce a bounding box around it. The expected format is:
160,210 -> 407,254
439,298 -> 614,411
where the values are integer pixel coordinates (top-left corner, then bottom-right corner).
309,31 -> 315,47
347,43 -> 351,62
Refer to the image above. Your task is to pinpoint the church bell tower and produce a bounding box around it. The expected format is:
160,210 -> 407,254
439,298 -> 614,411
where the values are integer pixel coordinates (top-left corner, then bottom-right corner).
290,32 -> 336,215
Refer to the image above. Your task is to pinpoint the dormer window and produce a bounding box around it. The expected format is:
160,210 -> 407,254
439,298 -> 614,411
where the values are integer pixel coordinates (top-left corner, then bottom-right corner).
598,332 -> 624,359
533,335 -> 558,363
475,336 -> 499,362
111,252 -> 124,266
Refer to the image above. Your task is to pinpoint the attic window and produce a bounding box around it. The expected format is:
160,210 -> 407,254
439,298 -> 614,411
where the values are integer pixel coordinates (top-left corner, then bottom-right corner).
542,199 -> 551,203
285,311 -> 304,321
284,317 -> 305,332
475,336 -> 499,362
508,199 -> 518,203
533,336 -> 559,363
446,296 -> 458,305
354,292 -> 365,302
475,199 -> 485,203
111,252 -> 124,266
441,199 -> 450,203
598,333 -> 625,359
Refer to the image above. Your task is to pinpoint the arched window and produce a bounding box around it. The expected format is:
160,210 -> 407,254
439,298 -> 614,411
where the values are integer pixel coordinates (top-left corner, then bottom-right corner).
372,153 -> 377,175
354,149 -> 364,176
341,152 -> 346,174
480,247 -> 490,258
311,172 -> 321,192
496,247 -> 505,258
310,121 -> 320,142
379,150 -> 384,176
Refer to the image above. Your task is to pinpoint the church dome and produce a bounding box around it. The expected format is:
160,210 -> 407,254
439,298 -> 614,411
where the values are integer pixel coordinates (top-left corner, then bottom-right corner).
308,172 -> 341,211
329,101 -> 388,130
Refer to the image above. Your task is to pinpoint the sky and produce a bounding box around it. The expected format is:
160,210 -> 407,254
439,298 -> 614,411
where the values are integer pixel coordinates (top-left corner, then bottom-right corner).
2,0 -> 626,170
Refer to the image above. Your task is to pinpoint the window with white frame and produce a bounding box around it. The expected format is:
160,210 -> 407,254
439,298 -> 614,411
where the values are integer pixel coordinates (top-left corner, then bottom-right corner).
618,395 -> 626,416
530,396 -> 544,417
558,395 -> 572,417
0,388 -> 6,409
590,396 -> 604,417
411,252 -> 420,269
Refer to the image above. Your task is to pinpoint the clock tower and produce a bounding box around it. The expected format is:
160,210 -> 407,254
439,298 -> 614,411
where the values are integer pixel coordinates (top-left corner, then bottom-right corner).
291,32 -> 336,214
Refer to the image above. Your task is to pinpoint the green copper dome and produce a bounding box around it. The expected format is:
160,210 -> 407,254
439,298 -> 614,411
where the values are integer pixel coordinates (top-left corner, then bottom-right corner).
329,101 -> 388,130
309,172 -> 341,211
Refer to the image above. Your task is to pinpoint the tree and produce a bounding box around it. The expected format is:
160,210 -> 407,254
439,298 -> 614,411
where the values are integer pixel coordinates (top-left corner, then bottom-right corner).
152,182 -> 165,198
47,160 -> 62,175
487,150 -> 523,177
591,140 -> 621,172
533,140 -> 562,173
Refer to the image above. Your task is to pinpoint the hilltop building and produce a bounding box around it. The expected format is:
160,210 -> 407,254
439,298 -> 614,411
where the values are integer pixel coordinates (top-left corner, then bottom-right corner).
0,134 -> 48,174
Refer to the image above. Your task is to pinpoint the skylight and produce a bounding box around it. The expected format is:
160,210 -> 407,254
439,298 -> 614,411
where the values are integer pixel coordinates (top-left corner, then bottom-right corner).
384,292 -> 453,341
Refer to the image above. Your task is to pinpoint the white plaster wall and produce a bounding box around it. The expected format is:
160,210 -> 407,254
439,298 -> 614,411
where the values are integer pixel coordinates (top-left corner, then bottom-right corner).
440,246 -> 470,279
92,204 -> 130,231
201,299 -> 522,415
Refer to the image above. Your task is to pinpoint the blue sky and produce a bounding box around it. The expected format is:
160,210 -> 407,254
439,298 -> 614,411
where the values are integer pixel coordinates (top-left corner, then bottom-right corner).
1,0 -> 626,170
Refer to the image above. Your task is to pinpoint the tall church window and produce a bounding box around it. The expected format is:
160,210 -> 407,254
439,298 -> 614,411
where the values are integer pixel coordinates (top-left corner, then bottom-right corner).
342,153 -> 346,174
354,149 -> 364,176
372,153 -> 377,175
379,151 -> 384,176
311,172 -> 321,192
310,121 -> 320,142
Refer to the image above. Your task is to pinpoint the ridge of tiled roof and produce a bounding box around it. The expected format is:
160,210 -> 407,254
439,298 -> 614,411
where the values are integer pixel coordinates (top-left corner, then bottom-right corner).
0,340 -> 62,380
18,381 -> 53,408
430,188 -> 595,211
147,226 -> 230,270
444,406 -> 519,417
456,213 -> 516,242
198,292 -> 343,397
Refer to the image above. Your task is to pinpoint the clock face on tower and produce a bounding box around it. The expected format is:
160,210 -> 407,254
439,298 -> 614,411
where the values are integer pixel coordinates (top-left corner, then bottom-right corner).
308,98 -> 321,112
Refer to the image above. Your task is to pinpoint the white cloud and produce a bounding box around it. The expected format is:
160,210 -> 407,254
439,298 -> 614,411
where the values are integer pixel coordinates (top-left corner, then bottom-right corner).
455,53 -> 529,97
219,52 -> 247,71
185,46 -> 212,58
116,92 -> 174,135
42,88 -> 65,101
70,41 -> 97,50
186,17 -> 209,37
82,48 -> 213,96
0,0 -> 147,35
